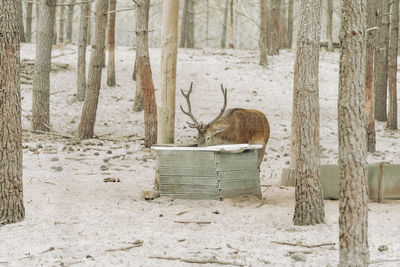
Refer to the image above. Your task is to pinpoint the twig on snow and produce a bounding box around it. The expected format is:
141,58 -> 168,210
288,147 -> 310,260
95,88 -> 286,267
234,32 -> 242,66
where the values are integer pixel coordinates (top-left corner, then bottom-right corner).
105,240 -> 143,252
272,241 -> 335,248
173,221 -> 211,225
148,256 -> 245,266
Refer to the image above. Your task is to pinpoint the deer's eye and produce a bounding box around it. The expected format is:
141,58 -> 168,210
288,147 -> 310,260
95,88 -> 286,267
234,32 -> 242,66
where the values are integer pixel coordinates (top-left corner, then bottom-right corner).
206,136 -> 211,142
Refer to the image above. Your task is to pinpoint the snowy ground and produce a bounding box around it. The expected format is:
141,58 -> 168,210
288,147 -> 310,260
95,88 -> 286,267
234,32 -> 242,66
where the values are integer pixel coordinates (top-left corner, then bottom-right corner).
1,44 -> 400,266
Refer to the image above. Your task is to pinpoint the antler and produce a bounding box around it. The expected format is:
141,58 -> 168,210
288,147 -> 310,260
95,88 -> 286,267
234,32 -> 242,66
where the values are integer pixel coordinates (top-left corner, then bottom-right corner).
180,82 -> 201,129
208,84 -> 227,126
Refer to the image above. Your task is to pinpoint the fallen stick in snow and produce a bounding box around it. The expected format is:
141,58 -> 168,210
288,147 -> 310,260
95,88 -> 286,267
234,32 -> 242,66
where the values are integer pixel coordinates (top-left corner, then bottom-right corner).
369,259 -> 400,265
173,221 -> 211,225
272,241 -> 335,248
148,256 -> 245,266
105,240 -> 143,252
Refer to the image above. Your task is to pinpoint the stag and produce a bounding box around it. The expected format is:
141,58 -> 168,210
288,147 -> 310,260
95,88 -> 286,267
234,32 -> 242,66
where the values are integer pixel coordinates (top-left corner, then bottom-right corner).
180,83 -> 270,168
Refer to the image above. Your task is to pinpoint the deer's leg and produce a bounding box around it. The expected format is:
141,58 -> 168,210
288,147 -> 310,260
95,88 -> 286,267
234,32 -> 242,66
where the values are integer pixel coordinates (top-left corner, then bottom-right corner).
257,145 -> 266,169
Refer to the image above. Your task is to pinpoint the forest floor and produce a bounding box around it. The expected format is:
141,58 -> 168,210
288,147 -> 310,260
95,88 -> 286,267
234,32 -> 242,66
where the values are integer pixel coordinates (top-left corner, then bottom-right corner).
1,44 -> 400,266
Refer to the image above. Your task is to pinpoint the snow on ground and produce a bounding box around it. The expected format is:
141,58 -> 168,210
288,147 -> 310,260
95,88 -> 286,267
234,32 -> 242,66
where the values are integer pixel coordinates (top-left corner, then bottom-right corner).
1,44 -> 400,266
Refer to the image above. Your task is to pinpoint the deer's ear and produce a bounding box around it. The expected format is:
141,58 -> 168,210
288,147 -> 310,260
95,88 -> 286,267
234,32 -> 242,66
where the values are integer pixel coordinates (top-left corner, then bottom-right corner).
214,125 -> 229,134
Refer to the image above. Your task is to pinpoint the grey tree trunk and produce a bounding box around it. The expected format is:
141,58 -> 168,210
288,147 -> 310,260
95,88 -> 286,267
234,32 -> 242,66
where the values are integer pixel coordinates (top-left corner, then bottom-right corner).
107,0 -> 116,86
375,0 -> 390,122
136,0 -> 157,147
228,0 -> 234,48
186,0 -> 194,48
17,0 -> 25,42
0,0 -> 25,226
58,2 -> 65,43
206,0 -> 209,47
26,2 -> 33,43
280,0 -> 287,48
179,0 -> 188,48
35,1 -> 39,40
76,3 -> 89,101
53,8 -> 57,44
326,0 -> 333,51
259,0 -> 268,66
133,48 -> 144,111
287,0 -> 293,49
387,0 -> 399,130
78,0 -> 108,139
338,0 -> 369,265
66,0 -> 75,44
221,0 -> 229,48
293,0 -> 324,226
32,0 -> 55,131
102,2 -> 108,68
268,0 -> 281,55
365,0 -> 377,152
87,3 -> 92,46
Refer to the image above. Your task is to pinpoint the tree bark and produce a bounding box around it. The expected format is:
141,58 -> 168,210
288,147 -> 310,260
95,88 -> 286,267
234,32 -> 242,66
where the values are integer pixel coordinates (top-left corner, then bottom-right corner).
26,2 -> 33,43
268,0 -> 281,55
186,0 -> 194,48
78,0 -> 108,139
76,3 -> 89,101
17,0 -> 25,42
280,0 -> 287,48
375,0 -> 390,122
136,0 -> 157,147
326,0 -> 333,51
206,0 -> 209,47
107,0 -> 116,86
35,1 -> 39,40
102,2 -> 108,68
53,8 -> 58,44
365,0 -> 377,152
133,48 -> 144,112
179,0 -> 188,48
32,0 -> 56,132
287,0 -> 293,49
387,0 -> 399,130
228,0 -> 234,48
66,0 -> 75,44
221,0 -> 229,48
87,3 -> 92,46
259,0 -> 268,66
293,0 -> 324,226
338,0 -> 370,265
58,2 -> 65,43
0,0 -> 25,227
159,0 -> 179,144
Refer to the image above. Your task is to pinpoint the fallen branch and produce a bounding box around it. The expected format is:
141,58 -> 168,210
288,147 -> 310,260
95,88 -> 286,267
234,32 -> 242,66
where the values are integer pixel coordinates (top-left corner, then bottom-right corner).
272,241 -> 335,249
40,246 -> 55,254
148,256 -> 244,266
255,201 -> 268,208
370,259 -> 400,265
105,240 -> 143,252
174,221 -> 211,225
24,129 -> 74,139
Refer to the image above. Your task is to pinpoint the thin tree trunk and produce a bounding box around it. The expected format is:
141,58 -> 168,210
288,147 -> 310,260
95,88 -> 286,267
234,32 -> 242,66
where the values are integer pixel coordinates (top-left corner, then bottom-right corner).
228,0 -> 234,48
221,0 -> 229,48
58,2 -> 65,43
133,48 -> 144,111
102,2 -> 108,68
87,3 -> 92,45
32,0 -> 56,132
293,0 -> 324,226
186,0 -> 194,48
53,8 -> 57,44
280,0 -> 287,48
77,3 -> 89,101
179,0 -> 188,48
259,0 -> 268,66
136,0 -> 157,147
268,0 -> 281,55
107,0 -> 116,86
159,0 -> 179,144
78,0 -> 108,139
387,0 -> 399,130
365,0 -> 377,152
0,0 -> 25,226
338,0 -> 369,265
206,0 -> 209,47
26,2 -> 33,43
287,0 -> 293,49
35,1 -> 39,40
17,0 -> 25,42
326,0 -> 333,51
236,0 -> 240,48
375,0 -> 390,122
66,0 -> 75,44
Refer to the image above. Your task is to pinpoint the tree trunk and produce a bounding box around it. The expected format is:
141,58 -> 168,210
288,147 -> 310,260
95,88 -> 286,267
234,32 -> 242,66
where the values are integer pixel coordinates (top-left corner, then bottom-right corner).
77,3 -> 89,101
268,0 -> 281,55
326,0 -> 333,51
107,0 -> 116,86
293,0 -> 324,226
26,2 -> 33,43
287,0 -> 293,49
387,0 -> 399,130
58,2 -> 65,43
35,1 -> 39,40
365,0 -> 377,152
66,0 -> 75,44
159,0 -> 179,144
133,48 -> 144,111
375,0 -> 390,122
0,0 -> 25,227
186,0 -> 194,48
102,2 -> 108,68
338,0 -> 369,265
17,0 -> 25,42
259,0 -> 268,66
280,0 -> 287,48
53,8 -> 57,44
136,0 -> 157,147
179,0 -> 188,48
228,0 -> 234,48
32,0 -> 56,132
221,0 -> 229,48
206,0 -> 209,47
78,0 -> 108,139
87,3 -> 92,46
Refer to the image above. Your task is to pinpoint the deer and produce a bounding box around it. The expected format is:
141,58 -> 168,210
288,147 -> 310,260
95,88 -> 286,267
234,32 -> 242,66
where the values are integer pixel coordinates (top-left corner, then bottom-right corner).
180,82 -> 270,169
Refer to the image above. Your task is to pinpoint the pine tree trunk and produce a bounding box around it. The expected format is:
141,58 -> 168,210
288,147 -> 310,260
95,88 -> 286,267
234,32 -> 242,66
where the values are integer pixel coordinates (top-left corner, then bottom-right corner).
259,0 -> 268,66
17,0 -> 25,42
76,3 -> 89,101
293,0 -> 324,226
228,0 -> 234,48
0,0 -> 25,226
326,0 -> 333,51
78,0 -> 108,139
287,0 -> 293,49
179,0 -> 188,48
186,0 -> 194,48
107,0 -> 116,86
136,0 -> 157,147
338,0 -> 369,265
387,0 -> 399,130
32,0 -> 56,132
365,0 -> 376,152
26,2 -> 33,43
159,0 -> 179,144
268,0 -> 281,55
58,2 -> 65,43
375,0 -> 390,122
66,0 -> 75,44
221,0 -> 229,48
